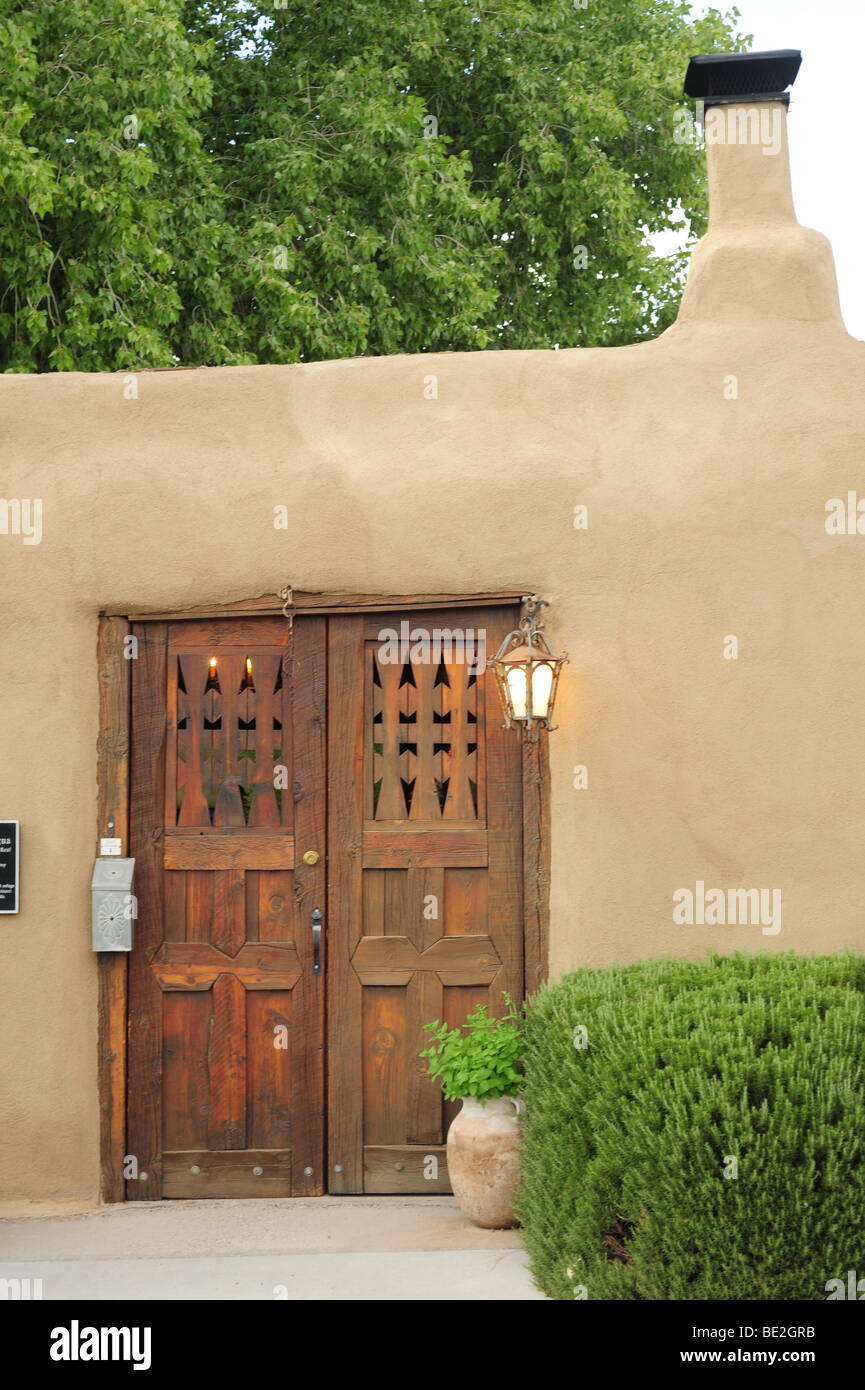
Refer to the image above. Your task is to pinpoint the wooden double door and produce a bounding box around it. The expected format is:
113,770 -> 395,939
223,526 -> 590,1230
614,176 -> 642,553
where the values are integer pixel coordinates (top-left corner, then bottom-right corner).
127,605 -> 525,1199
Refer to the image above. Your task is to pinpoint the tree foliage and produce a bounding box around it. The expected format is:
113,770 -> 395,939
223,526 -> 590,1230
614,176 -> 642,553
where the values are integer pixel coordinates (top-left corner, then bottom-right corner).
0,0 -> 748,371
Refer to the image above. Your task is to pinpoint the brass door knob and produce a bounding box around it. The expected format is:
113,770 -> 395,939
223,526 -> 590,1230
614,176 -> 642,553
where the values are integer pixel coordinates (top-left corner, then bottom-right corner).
302,849 -> 321,866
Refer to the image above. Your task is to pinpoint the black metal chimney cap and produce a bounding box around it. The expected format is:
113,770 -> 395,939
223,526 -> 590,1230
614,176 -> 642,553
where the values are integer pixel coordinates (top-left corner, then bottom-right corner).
684,50 -> 801,101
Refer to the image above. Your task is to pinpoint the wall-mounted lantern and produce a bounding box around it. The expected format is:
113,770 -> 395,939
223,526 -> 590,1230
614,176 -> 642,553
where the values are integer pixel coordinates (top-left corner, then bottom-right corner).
491,595 -> 567,739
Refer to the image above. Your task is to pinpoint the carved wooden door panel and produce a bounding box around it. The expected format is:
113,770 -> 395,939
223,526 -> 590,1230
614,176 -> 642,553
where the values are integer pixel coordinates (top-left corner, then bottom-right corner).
127,617 -> 326,1199
326,605 -> 524,1194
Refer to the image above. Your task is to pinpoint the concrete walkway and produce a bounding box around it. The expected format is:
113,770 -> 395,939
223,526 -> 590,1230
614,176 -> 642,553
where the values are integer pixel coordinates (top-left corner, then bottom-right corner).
0,1197 -> 547,1301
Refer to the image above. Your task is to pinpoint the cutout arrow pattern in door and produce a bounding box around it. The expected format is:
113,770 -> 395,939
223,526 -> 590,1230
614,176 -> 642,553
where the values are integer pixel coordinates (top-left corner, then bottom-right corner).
173,651 -> 285,828
369,653 -> 483,822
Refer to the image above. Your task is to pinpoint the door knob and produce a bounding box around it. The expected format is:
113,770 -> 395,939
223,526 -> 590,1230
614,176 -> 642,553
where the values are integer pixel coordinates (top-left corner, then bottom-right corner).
302,849 -> 320,866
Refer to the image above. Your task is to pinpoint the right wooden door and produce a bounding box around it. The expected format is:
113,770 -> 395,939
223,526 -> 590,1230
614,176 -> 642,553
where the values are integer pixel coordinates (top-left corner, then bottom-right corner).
326,605 -> 525,1194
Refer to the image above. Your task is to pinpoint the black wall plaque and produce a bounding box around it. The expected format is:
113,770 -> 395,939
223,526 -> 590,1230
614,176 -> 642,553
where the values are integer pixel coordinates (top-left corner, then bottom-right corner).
0,821 -> 19,914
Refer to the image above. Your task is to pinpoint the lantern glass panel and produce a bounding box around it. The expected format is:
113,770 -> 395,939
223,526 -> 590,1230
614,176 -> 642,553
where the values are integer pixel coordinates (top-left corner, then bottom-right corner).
531,661 -> 554,719
506,663 -> 528,719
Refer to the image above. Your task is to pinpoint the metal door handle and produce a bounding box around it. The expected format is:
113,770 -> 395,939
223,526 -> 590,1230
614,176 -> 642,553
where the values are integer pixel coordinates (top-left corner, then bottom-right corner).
311,908 -> 322,974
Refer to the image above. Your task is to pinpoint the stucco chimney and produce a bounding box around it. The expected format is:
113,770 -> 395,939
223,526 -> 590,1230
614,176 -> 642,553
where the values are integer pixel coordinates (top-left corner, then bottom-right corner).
676,50 -> 844,326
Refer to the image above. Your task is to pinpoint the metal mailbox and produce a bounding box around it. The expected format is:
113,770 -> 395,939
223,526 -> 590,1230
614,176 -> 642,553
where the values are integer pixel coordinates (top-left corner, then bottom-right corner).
91,857 -> 136,952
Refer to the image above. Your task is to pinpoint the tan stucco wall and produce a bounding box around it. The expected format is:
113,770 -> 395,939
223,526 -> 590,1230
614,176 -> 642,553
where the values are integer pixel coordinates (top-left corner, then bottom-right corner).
2,103 -> 865,1209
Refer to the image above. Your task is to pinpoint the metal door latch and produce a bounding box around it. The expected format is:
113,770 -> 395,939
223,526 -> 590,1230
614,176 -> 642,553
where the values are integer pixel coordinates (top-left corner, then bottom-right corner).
311,907 -> 323,973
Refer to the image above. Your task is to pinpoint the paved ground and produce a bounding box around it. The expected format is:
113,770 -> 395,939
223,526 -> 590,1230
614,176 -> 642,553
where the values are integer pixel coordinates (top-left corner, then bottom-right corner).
0,1197 -> 547,1301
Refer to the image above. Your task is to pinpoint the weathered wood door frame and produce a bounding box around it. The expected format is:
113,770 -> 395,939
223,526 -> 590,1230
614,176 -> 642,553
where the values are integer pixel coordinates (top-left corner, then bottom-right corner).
96,593 -> 550,1203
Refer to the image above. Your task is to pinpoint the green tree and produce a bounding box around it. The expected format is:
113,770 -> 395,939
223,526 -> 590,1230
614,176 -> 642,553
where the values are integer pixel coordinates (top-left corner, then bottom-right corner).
0,0 -> 243,370
183,0 -> 499,361
0,0 -> 748,371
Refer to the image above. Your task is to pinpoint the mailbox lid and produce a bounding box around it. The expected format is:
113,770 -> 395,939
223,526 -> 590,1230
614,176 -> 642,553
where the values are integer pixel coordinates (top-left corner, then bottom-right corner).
91,857 -> 135,891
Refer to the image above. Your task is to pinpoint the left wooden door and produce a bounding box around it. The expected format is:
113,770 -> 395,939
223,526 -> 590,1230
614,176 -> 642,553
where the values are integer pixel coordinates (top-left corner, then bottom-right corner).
127,617 -> 326,1199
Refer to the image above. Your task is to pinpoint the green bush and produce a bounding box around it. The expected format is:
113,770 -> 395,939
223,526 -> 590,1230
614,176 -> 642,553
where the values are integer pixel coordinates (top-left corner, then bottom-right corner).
517,952 -> 865,1300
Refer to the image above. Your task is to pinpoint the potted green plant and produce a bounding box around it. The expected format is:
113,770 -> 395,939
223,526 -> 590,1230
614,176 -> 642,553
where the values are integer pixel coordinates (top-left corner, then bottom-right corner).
420,996 -> 525,1229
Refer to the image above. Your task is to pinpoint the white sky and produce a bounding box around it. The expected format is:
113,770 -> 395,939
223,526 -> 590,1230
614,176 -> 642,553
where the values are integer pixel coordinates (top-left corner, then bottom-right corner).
679,0 -> 865,338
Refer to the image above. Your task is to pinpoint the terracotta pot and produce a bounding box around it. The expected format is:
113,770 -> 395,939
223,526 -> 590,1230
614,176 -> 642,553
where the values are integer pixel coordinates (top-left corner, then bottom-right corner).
446,1095 -> 525,1229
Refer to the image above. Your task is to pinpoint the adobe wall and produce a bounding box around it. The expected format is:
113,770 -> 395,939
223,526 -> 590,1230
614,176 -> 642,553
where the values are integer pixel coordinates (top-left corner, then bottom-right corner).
2,102 -> 864,1208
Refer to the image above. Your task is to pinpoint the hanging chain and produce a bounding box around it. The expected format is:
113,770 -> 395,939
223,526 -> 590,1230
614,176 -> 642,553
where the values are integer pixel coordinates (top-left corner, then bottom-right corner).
279,584 -> 294,675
